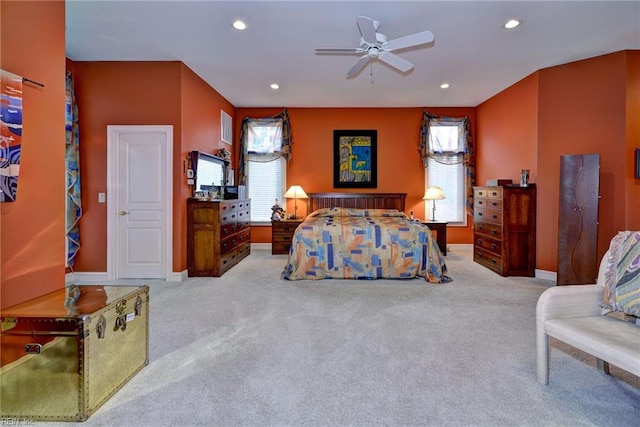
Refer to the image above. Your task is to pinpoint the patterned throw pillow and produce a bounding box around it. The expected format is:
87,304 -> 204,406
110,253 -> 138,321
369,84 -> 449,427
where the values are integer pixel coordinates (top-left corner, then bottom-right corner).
601,231 -> 640,321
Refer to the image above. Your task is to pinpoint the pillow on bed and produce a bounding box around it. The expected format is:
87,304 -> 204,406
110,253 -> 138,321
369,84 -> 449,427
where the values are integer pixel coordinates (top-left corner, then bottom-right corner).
601,230 -> 640,319
341,208 -> 407,217
308,208 -> 407,218
308,207 -> 342,218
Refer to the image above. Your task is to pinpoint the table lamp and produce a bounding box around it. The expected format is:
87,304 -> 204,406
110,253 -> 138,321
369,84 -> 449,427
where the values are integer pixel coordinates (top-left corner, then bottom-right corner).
283,185 -> 308,219
423,186 -> 446,221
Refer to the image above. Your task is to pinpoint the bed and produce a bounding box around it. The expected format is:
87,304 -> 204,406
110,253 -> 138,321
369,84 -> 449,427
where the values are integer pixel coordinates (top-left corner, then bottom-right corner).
281,193 -> 450,283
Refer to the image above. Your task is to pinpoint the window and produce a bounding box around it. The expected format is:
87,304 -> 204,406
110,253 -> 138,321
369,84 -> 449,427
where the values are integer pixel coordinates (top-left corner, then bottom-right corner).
248,158 -> 286,223
424,121 -> 467,225
425,159 -> 465,224
245,119 -> 287,223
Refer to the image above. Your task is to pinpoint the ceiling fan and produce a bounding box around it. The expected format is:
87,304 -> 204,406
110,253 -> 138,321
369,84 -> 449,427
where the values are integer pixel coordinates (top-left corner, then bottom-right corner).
315,16 -> 435,78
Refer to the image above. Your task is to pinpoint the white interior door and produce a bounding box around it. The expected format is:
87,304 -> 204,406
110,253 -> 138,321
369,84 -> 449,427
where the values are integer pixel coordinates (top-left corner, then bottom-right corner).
107,125 -> 173,280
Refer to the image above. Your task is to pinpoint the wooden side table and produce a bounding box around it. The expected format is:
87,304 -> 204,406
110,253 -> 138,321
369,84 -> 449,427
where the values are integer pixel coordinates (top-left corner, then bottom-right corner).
271,219 -> 303,254
423,221 -> 448,255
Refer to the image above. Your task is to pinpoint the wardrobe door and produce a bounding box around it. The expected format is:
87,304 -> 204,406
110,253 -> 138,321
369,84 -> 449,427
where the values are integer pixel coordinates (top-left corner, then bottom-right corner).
557,153 -> 600,285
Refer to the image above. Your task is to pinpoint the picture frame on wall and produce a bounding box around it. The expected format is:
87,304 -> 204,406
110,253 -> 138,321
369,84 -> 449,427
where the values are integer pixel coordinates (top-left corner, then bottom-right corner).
333,129 -> 377,188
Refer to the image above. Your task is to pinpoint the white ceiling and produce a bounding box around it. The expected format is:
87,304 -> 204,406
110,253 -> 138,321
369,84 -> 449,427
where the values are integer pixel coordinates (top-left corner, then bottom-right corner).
66,1 -> 640,108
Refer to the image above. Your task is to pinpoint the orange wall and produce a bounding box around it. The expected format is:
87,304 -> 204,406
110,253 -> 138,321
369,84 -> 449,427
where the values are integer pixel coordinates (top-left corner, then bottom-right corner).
179,64 -> 235,270
72,61 -> 182,272
0,1 -> 67,308
71,61 -> 234,274
537,52 -> 629,271
476,73 -> 539,187
625,51 -> 640,229
235,107 -> 476,244
477,51 -> 638,273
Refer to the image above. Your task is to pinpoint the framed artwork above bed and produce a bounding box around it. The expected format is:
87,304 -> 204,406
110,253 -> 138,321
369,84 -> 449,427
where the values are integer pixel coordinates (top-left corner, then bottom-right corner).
333,129 -> 377,188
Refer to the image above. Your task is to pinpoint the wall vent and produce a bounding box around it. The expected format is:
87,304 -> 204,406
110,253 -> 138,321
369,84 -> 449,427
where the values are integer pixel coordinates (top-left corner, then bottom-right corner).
221,110 -> 232,145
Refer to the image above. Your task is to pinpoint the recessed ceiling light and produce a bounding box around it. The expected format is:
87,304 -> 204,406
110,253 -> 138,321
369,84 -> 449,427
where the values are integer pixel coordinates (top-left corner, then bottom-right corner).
440,83 -> 450,89
270,83 -> 280,90
504,19 -> 521,29
232,20 -> 247,31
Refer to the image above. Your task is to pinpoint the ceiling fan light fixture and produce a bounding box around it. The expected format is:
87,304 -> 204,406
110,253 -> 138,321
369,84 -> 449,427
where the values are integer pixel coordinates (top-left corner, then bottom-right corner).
440,83 -> 450,89
316,16 -> 434,78
232,20 -> 247,31
504,19 -> 521,29
270,83 -> 280,90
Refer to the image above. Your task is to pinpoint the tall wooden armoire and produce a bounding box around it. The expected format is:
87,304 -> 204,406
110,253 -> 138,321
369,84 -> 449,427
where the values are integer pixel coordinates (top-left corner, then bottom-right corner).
557,153 -> 600,285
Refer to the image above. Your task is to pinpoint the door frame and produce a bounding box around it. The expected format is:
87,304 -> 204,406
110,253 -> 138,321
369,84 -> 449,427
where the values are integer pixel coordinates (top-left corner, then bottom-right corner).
106,125 -> 173,281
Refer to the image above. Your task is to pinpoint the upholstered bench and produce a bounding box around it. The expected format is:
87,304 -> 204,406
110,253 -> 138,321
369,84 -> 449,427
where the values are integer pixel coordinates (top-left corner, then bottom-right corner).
536,232 -> 640,385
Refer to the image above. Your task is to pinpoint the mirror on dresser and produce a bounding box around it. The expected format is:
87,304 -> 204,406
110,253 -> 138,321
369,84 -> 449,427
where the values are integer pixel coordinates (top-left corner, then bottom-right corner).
191,150 -> 228,196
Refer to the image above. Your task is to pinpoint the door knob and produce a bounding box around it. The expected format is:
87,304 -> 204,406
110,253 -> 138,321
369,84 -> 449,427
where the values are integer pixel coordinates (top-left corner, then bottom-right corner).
120,211 -> 129,216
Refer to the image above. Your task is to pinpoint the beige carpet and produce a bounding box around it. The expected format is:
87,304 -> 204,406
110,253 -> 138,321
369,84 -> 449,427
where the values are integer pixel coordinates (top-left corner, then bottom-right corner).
47,246 -> 639,426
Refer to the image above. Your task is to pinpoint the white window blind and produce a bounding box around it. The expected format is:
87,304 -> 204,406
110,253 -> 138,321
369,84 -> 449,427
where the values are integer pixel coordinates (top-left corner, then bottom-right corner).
248,158 -> 286,223
245,118 -> 287,223
425,159 -> 465,224
425,123 -> 466,225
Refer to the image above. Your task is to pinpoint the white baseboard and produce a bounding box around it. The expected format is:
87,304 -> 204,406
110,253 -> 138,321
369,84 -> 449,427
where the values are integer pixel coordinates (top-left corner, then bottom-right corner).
170,270 -> 188,281
447,244 -> 473,250
66,272 -> 109,284
66,270 -> 188,283
535,269 -> 557,282
251,243 -> 271,250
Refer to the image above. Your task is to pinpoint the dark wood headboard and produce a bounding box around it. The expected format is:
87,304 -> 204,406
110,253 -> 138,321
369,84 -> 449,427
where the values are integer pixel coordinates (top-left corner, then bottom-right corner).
308,193 -> 407,213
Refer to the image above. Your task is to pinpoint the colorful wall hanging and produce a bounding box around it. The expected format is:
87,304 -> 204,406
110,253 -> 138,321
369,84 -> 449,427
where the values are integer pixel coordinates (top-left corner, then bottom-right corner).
0,70 -> 23,202
333,129 -> 377,188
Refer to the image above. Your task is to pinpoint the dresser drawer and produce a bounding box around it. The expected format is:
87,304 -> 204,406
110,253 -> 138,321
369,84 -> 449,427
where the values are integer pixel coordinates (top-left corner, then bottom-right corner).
474,248 -> 503,275
220,209 -> 238,225
474,233 -> 502,255
219,249 -> 238,275
236,200 -> 251,211
220,201 -> 238,214
220,235 -> 238,255
236,228 -> 251,245
236,209 -> 250,224
475,222 -> 502,239
475,198 -> 502,210
474,208 -> 502,225
237,219 -> 250,233
237,241 -> 251,261
220,222 -> 237,238
273,222 -> 301,235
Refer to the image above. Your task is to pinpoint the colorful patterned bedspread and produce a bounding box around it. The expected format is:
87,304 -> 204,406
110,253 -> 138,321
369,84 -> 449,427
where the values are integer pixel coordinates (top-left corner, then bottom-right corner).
281,208 -> 451,283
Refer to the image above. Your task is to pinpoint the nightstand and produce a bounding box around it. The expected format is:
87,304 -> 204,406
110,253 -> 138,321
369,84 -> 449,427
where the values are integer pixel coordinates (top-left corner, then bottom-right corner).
271,219 -> 304,255
423,221 -> 448,255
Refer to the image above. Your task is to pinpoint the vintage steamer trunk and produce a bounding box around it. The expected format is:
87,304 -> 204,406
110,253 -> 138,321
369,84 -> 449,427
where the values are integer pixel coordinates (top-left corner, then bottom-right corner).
0,285 -> 149,421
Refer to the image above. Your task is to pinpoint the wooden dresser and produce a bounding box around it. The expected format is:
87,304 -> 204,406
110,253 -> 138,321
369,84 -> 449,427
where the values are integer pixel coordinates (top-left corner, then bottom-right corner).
271,219 -> 303,255
473,185 -> 536,276
187,198 -> 251,276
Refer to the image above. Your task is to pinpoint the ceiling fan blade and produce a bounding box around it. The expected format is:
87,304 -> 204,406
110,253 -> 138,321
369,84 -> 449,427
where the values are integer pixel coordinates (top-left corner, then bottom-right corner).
346,55 -> 371,77
315,48 -> 364,54
383,31 -> 434,51
356,16 -> 377,45
378,51 -> 414,72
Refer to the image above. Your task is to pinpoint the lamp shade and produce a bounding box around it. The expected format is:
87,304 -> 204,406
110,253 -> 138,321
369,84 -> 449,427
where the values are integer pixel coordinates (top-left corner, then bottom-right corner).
283,185 -> 308,199
283,185 -> 308,219
423,186 -> 446,201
